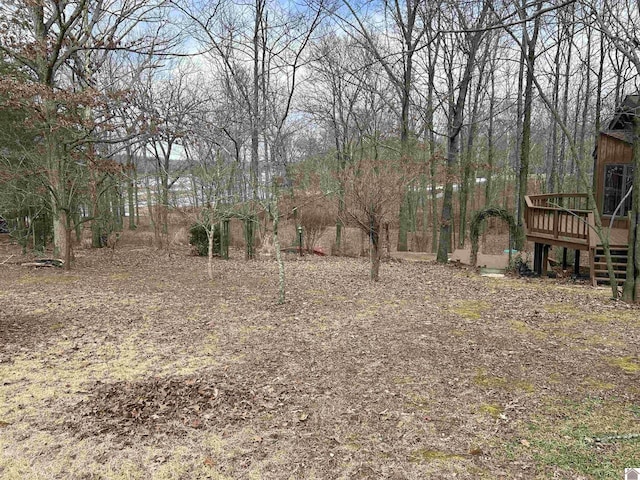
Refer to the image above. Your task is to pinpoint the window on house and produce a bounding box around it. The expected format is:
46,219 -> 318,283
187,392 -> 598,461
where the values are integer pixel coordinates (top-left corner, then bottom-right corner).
603,164 -> 634,216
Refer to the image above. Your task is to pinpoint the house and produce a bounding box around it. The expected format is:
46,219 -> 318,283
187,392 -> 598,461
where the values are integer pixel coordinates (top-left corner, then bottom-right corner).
595,95 -> 637,230
524,95 -> 637,285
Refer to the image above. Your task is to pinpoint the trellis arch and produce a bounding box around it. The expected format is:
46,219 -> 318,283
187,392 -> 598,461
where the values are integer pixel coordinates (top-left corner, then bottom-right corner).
469,207 -> 517,267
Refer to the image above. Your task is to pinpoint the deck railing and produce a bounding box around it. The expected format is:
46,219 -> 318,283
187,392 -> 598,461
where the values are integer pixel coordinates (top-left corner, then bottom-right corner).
524,193 -> 594,245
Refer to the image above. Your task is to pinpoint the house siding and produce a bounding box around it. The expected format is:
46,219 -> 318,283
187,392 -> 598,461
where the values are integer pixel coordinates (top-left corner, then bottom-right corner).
596,132 -> 634,230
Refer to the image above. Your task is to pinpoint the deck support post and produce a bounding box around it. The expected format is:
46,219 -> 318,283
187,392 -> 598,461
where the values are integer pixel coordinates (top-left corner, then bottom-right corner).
542,245 -> 549,275
562,247 -> 568,270
534,242 -> 543,275
574,249 -> 581,275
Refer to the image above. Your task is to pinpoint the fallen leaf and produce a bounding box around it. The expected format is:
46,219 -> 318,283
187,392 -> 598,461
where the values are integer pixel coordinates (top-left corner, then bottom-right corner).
520,439 -> 530,447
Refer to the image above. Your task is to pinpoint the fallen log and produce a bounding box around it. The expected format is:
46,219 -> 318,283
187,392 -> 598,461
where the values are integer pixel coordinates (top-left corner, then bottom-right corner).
21,259 -> 64,268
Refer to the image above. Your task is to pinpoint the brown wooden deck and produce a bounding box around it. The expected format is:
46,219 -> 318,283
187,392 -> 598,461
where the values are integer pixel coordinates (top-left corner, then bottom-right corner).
525,193 -> 629,248
524,193 -> 592,249
524,193 -> 630,283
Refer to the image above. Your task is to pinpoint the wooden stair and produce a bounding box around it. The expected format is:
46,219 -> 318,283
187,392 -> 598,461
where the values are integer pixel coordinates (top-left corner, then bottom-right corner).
591,245 -> 629,285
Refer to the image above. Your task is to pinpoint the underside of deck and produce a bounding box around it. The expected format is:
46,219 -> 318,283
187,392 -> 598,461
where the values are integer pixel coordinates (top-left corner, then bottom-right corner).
524,233 -> 589,251
525,227 -> 629,251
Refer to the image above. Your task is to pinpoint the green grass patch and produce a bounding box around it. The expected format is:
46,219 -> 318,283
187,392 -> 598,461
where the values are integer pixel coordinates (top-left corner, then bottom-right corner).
544,303 -> 582,315
607,356 -> 640,374
479,403 -> 504,418
19,274 -> 80,285
451,300 -> 490,320
509,320 -> 547,339
504,397 -> 640,478
580,377 -> 615,391
474,369 -> 535,393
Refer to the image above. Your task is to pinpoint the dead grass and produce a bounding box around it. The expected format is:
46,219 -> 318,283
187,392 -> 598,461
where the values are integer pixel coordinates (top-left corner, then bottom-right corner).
0,244 -> 639,479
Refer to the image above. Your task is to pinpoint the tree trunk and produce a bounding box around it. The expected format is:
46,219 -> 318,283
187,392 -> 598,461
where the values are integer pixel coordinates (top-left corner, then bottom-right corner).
116,186 -> 125,231
126,148 -> 136,230
398,193 -> 410,251
436,3 -> 488,262
485,64 -> 495,205
64,221 -> 72,271
513,27 -> 525,232
578,25 -> 592,179
51,193 -> 67,259
548,25 -> 562,193
396,67 -> 412,252
336,198 -> 345,253
569,76 -> 583,183
244,216 -> 255,260
128,173 -> 136,230
251,0 -> 263,197
558,6 -> 575,191
430,147 -> 438,253
516,1 -> 543,251
271,199 -> 286,304
427,35 -> 439,253
592,30 -> 605,201
370,219 -> 381,282
134,162 -> 140,226
459,54 -> 486,248
438,83 -> 463,263
623,118 -> 640,303
89,168 -> 103,248
160,169 -> 169,236
335,138 -> 345,253
146,180 -> 161,249
207,222 -> 215,280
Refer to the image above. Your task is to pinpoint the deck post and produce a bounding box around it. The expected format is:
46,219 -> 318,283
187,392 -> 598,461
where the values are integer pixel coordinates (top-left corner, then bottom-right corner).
542,245 -> 549,275
534,242 -> 543,275
574,249 -> 581,275
562,247 -> 568,270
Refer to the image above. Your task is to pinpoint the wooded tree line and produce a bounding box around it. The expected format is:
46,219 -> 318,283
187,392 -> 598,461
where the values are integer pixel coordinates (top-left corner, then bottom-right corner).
1,0 -> 639,290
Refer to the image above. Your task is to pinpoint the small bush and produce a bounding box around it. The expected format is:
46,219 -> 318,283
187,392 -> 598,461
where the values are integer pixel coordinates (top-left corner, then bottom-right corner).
189,223 -> 220,256
9,214 -> 51,252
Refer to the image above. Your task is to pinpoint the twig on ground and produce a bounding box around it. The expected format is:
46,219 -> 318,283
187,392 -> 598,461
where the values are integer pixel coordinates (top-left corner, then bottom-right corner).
585,433 -> 640,444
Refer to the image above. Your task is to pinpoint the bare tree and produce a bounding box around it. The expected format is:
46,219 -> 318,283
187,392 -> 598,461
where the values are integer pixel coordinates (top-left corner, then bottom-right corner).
305,33 -> 379,252
339,152 -> 422,281
135,62 -> 201,246
436,0 -> 490,263
179,0 -> 323,302
0,0 -> 174,267
332,0 -> 428,251
585,0 -> 640,301
515,0 -> 544,250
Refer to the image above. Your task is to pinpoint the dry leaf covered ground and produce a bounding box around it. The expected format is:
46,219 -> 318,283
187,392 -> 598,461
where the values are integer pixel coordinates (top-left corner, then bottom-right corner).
0,245 -> 639,479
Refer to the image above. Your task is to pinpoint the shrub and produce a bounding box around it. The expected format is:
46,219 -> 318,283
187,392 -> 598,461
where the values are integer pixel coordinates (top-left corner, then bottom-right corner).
189,223 -> 220,256
299,204 -> 333,252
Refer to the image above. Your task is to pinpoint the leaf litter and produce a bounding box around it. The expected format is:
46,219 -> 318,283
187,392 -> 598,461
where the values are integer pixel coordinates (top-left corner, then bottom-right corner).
0,244 -> 639,479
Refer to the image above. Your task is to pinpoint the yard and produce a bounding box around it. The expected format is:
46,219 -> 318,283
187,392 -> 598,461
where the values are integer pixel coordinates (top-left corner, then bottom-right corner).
0,246 -> 639,479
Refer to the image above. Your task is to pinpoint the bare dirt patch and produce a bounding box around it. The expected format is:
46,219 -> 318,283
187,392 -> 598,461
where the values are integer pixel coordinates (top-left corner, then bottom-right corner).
0,245 -> 638,479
